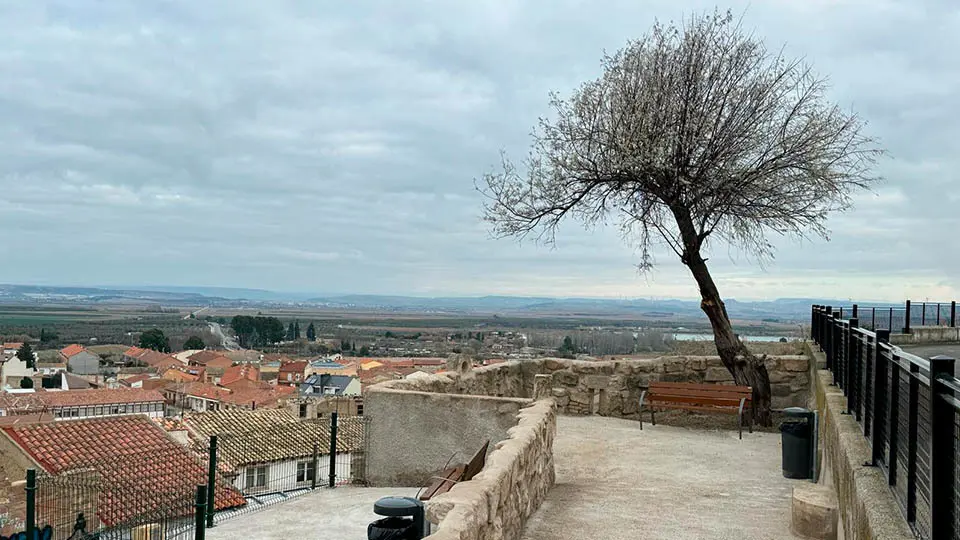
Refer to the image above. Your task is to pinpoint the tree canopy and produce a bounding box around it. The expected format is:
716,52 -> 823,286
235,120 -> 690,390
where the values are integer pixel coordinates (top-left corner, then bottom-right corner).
183,336 -> 205,350
479,10 -> 880,424
231,315 -> 285,348
139,329 -> 171,353
306,322 -> 316,341
17,342 -> 36,370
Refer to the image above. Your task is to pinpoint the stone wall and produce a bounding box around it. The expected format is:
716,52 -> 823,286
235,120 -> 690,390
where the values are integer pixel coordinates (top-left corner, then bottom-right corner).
806,343 -> 913,540
424,399 -> 556,540
382,355 -> 810,416
364,386 -> 528,486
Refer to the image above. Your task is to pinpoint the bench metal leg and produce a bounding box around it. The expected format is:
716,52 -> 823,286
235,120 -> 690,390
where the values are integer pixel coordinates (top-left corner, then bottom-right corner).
737,398 -> 746,440
651,406 -> 656,426
638,391 -> 646,430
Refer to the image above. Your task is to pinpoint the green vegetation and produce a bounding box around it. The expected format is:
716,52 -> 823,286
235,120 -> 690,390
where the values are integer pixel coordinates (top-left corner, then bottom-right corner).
183,335 -> 205,350
17,342 -> 36,369
139,328 -> 171,353
20,376 -> 33,389
306,322 -> 316,341
231,315 -> 284,348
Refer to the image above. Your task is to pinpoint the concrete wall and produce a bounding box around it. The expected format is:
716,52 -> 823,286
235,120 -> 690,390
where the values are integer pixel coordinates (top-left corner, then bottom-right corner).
424,400 -> 556,540
890,325 -> 960,345
364,387 -> 528,486
381,355 -> 810,417
67,352 -> 100,375
805,343 -> 913,540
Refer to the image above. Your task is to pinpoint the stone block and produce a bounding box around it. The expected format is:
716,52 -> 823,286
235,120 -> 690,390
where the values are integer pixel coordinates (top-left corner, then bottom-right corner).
791,484 -> 838,540
772,383 -> 793,397
583,375 -> 609,389
705,367 -> 734,382
780,357 -> 809,372
552,371 -> 578,387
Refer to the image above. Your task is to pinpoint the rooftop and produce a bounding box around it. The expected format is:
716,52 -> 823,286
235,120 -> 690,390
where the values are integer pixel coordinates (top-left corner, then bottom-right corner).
521,415 -> 803,540
59,344 -> 86,358
1,415 -> 245,525
35,388 -> 165,407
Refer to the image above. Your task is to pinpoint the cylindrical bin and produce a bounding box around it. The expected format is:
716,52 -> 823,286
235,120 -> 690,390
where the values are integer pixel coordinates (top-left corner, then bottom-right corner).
780,407 -> 816,479
368,497 -> 426,540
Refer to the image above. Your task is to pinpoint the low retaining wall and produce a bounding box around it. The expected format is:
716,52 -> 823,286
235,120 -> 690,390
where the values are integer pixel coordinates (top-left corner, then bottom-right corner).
364,387 -> 528,486
424,399 -> 556,540
890,325 -> 960,345
383,355 -> 810,416
806,343 -> 912,540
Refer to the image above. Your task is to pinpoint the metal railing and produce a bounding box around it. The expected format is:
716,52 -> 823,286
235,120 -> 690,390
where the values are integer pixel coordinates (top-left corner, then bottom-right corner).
812,305 -> 959,539
823,300 -> 957,334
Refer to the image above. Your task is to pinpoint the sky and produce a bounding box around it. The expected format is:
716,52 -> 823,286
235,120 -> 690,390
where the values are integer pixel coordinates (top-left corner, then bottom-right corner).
0,0 -> 958,302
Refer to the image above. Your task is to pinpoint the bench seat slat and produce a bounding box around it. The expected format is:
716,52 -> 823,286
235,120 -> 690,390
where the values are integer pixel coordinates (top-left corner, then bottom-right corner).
647,402 -> 742,414
649,382 -> 751,394
649,388 -> 752,401
648,395 -> 743,407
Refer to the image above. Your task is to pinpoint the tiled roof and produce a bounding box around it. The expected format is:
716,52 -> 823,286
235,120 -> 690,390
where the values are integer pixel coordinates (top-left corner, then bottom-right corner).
139,350 -> 180,368
36,388 -> 165,408
119,373 -> 155,386
278,361 -> 307,374
59,344 -> 86,358
182,409 -> 363,468
123,346 -> 149,359
162,368 -> 202,383
220,364 -> 259,387
2,416 -> 245,524
0,392 -> 46,414
187,350 -> 232,367
3,342 -> 23,350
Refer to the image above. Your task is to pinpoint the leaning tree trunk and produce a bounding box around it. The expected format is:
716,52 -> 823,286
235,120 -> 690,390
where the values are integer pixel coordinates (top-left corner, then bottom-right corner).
672,208 -> 774,426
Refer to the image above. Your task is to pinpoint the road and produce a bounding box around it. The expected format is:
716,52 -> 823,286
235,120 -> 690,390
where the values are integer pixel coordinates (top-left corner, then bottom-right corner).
183,306 -> 209,320
208,321 -> 240,351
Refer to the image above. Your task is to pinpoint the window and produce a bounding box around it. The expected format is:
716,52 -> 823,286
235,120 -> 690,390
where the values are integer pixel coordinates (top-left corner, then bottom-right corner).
299,404 -> 307,418
245,466 -> 267,488
323,386 -> 337,395
296,461 -> 316,483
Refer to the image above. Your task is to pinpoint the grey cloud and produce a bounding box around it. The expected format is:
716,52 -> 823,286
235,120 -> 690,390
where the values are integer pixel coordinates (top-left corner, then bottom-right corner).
0,0 -> 958,300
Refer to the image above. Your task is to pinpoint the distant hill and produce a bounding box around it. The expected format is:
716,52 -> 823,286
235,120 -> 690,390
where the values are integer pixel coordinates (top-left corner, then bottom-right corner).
0,284 -> 898,323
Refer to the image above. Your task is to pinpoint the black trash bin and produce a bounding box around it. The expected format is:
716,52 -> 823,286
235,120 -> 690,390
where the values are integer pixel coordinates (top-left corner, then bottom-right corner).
368,497 -> 426,540
780,407 -> 815,479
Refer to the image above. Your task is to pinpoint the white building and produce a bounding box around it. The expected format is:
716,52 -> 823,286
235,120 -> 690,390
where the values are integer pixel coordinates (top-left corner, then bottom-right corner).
36,388 -> 166,420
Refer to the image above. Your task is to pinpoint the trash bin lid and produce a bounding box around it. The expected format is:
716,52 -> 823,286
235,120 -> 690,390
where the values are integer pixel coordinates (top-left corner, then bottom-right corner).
374,496 -> 423,517
783,407 -> 812,417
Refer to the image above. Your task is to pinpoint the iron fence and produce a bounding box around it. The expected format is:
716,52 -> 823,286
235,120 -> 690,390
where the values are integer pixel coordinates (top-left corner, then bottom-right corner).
812,305 -> 959,539
208,412 -> 368,523
826,301 -> 957,334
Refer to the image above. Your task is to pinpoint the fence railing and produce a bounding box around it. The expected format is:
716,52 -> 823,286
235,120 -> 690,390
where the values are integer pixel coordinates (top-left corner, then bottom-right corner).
823,300 -> 957,334
812,305 -> 959,540
20,413 -> 367,540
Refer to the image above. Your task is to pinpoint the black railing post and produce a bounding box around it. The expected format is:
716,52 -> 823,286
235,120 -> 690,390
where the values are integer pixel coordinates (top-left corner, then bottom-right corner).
25,468 -> 36,537
328,412 -> 338,488
921,302 -> 927,327
311,442 -> 319,490
906,360 -> 919,523
823,306 -> 833,358
195,484 -> 207,540
888,349 -> 901,486
888,307 -> 894,333
811,305 -> 818,342
847,318 -> 859,413
872,307 -> 877,331
852,304 -> 859,319
833,312 -> 842,379
951,301 -> 957,328
929,355 -> 956,540
904,300 -> 912,334
872,330 -> 890,466
936,303 -> 941,326
206,435 -> 217,528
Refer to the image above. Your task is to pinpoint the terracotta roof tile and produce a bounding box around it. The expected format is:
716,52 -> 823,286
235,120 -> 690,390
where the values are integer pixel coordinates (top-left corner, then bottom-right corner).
182,409 -> 363,468
220,364 -> 260,387
2,416 -> 245,525
59,344 -> 86,358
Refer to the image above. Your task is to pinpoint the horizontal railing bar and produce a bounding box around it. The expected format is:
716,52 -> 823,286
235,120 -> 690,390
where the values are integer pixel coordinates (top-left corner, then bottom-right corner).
936,392 -> 960,412
934,374 -> 960,395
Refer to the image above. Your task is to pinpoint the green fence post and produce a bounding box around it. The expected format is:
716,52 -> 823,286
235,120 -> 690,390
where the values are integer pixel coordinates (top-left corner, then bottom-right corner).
206,435 -> 217,528
195,484 -> 207,540
25,468 -> 36,537
328,412 -> 338,488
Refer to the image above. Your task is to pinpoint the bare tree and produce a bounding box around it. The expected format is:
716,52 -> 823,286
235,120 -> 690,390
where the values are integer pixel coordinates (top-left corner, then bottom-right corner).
479,11 -> 881,425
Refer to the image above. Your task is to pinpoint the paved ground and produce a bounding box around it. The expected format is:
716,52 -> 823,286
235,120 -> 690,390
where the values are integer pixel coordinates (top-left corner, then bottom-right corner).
900,343 -> 960,377
207,487 -> 420,540
521,415 -> 805,540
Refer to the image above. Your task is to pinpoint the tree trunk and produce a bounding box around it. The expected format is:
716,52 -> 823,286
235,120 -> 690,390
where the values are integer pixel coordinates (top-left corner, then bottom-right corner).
671,207 -> 774,426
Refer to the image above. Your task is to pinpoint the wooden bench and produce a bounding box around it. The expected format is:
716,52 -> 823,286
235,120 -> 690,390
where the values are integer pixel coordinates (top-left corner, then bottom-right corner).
419,440 -> 489,501
639,382 -> 753,439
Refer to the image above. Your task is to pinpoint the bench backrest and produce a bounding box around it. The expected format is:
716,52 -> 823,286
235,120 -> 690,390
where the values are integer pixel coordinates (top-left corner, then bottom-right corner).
648,382 -> 752,407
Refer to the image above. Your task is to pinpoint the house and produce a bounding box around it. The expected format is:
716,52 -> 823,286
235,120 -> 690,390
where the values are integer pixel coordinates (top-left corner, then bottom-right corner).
176,382 -> 292,413
0,415 -> 245,536
289,395 -> 362,419
58,344 -> 100,375
186,350 -> 233,370
35,362 -> 66,376
35,388 -> 166,420
220,364 -> 260,387
162,365 -> 206,384
277,361 -> 307,386
0,348 -> 36,388
180,409 -> 362,494
305,360 -> 357,377
299,374 -> 361,398
173,349 -> 203,364
119,373 -> 156,388
2,343 -> 23,358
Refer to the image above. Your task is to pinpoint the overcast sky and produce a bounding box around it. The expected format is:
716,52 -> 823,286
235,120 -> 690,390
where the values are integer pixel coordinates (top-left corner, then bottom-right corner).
1,0 -> 957,301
